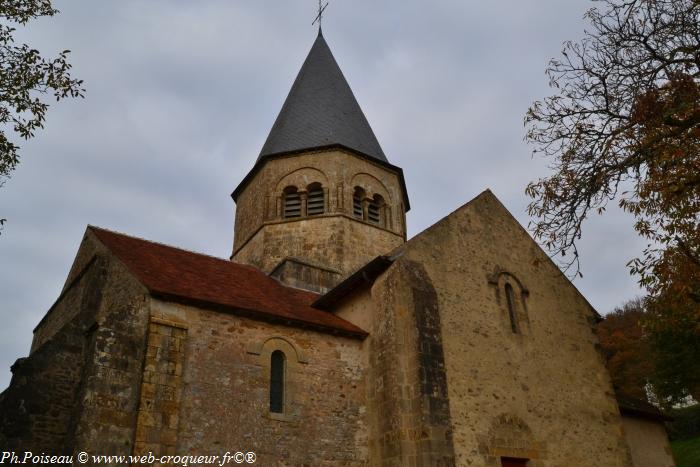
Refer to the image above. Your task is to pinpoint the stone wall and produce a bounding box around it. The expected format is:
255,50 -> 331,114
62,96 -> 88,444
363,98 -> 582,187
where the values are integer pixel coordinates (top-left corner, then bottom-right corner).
371,261 -> 456,466
0,228 -> 151,461
133,318 -> 188,459
0,230 -> 152,463
3,225 -> 373,464
232,149 -> 406,278
31,232 -> 105,351
394,190 -> 632,466
0,244 -> 111,454
63,232 -> 151,459
269,257 -> 342,294
334,262 -> 457,467
621,415 -> 675,467
0,320 -> 86,454
234,215 -> 403,278
149,298 -> 368,466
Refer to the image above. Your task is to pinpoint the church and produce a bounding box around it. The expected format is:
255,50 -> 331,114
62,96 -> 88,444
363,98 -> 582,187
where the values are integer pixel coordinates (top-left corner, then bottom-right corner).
0,28 -> 675,467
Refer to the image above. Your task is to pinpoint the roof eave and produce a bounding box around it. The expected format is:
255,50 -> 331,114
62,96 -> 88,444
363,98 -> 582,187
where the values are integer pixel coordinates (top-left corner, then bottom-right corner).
313,255 -> 395,310
149,290 -> 369,340
618,405 -> 673,423
616,394 -> 674,423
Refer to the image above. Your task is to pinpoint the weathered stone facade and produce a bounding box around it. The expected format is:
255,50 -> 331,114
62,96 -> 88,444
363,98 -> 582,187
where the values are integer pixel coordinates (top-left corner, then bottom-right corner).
1,232 -> 150,458
331,191 -> 635,466
232,149 -> 406,279
0,29 -> 673,467
0,191 -> 666,466
149,299 -> 367,466
1,229 -> 369,466
413,192 -> 634,466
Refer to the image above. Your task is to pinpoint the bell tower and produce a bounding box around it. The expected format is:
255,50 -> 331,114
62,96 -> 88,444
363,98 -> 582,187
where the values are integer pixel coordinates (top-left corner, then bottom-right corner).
231,31 -> 409,292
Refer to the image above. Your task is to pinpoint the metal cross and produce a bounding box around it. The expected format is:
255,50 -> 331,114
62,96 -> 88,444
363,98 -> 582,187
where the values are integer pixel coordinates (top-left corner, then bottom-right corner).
312,0 -> 329,29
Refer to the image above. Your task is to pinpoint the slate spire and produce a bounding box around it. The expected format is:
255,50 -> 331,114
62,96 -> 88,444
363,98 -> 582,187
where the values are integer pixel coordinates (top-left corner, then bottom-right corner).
258,32 -> 388,162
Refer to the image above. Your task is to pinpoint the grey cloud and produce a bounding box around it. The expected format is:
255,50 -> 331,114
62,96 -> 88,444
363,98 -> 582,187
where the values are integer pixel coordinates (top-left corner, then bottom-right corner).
0,0 -> 642,389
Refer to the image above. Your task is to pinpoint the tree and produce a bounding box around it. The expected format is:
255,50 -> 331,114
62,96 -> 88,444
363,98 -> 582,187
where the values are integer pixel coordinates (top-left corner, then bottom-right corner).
1,0 -> 84,228
644,246 -> 700,404
596,297 -> 654,400
524,0 -> 699,301
598,294 -> 699,406
646,298 -> 700,405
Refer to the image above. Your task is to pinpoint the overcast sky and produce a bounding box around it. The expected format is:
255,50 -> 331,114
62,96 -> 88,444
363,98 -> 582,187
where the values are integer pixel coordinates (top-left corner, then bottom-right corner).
0,0 -> 647,389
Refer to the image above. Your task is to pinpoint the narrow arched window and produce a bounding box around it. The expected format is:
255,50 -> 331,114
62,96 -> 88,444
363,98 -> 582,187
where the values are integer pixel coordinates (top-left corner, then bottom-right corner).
282,187 -> 301,219
270,350 -> 285,413
368,194 -> 384,226
307,183 -> 324,216
353,187 -> 365,219
505,283 -> 519,333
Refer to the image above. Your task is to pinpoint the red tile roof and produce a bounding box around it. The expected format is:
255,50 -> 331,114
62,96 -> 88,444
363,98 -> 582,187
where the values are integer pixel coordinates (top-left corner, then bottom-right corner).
89,226 -> 367,339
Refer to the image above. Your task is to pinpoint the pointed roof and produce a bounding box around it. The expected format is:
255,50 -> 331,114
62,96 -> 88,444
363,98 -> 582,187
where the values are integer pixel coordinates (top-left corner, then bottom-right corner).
233,32 -> 409,210
258,31 -> 387,162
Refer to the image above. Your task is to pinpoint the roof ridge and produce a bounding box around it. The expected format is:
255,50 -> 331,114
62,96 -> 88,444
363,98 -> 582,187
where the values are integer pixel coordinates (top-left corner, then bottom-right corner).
87,225 -> 322,299
87,225 -> 249,268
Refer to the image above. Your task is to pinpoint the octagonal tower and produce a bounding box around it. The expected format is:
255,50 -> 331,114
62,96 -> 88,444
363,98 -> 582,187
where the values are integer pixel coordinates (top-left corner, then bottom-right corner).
231,31 -> 409,292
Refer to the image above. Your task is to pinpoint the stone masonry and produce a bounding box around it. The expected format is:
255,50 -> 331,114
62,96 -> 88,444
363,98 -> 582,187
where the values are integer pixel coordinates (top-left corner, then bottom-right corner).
232,148 -> 406,279
0,28 -> 672,467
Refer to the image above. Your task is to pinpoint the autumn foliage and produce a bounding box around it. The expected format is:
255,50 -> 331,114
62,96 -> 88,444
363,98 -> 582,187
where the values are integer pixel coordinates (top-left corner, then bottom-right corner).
596,298 -> 653,400
525,0 -> 699,290
528,0 -> 700,403
598,294 -> 699,406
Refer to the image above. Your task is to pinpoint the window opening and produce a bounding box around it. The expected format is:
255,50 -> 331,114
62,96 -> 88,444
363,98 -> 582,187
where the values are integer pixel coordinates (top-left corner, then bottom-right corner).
270,350 -> 285,413
283,188 -> 301,218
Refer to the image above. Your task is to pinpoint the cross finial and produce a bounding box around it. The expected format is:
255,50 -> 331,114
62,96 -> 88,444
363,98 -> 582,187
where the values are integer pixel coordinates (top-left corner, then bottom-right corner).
312,0 -> 329,33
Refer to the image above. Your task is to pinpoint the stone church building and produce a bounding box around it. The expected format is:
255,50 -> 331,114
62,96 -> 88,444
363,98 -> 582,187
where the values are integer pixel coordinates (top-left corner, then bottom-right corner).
0,31 -> 675,467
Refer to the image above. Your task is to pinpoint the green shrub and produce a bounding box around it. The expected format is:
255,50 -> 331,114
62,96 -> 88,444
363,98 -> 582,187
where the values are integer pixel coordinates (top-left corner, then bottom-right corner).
671,437 -> 700,467
668,404 -> 700,441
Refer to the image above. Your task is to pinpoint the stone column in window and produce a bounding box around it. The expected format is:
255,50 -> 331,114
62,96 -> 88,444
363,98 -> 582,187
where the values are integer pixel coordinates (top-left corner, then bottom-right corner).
264,194 -> 271,221
323,187 -> 330,213
336,182 -> 345,213
299,191 -> 308,217
362,196 -> 370,221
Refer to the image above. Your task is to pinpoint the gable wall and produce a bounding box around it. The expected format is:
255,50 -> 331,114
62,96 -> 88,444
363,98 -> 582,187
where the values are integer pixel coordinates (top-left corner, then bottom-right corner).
0,255 -> 106,454
393,191 -> 632,466
52,231 -> 151,457
31,232 -> 102,351
0,230 -> 151,457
